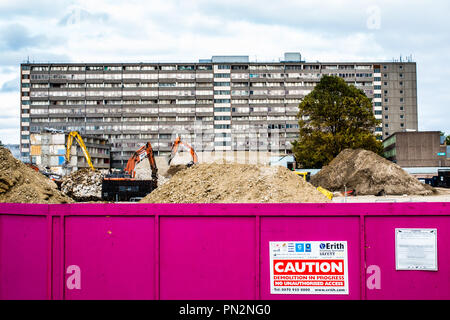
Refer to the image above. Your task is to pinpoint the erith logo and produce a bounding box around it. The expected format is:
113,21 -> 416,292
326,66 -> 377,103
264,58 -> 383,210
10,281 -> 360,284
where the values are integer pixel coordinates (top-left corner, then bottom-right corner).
320,243 -> 345,250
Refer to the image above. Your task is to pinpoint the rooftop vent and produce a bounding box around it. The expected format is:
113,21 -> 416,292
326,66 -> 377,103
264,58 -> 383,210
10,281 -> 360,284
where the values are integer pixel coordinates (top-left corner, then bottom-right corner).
211,56 -> 249,63
282,52 -> 302,62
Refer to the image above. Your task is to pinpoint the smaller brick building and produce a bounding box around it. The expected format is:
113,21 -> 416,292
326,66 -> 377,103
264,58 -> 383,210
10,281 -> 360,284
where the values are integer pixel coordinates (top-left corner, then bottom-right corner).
383,131 -> 450,167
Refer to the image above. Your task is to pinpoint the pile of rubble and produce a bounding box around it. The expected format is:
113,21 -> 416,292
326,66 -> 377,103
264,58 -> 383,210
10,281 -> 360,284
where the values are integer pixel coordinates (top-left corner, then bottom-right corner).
164,164 -> 188,178
310,148 -> 433,196
0,147 -> 73,204
60,168 -> 104,201
140,162 -> 331,203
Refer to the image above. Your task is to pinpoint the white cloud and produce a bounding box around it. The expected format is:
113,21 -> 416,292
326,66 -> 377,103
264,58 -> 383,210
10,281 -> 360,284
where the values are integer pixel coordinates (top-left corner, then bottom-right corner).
0,90 -> 20,144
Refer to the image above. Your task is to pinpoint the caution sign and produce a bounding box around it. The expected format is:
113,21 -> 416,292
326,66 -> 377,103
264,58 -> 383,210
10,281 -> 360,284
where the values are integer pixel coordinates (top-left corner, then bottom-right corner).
269,241 -> 349,295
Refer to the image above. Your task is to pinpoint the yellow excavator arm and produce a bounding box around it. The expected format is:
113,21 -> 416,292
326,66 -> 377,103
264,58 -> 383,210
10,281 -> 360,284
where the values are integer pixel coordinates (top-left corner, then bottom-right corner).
65,131 -> 95,170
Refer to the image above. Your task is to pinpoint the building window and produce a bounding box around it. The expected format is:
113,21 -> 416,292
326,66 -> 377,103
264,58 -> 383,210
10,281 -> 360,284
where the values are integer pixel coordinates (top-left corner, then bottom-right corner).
399,65 -> 403,70
214,124 -> 230,129
177,65 -> 195,70
399,73 -> 403,78
384,82 -> 388,86
399,81 -> 403,85
400,123 -> 404,127
384,106 -> 389,111
214,116 -> 231,121
214,82 -> 230,86
214,99 -> 231,103
383,65 -> 387,69
385,115 -> 389,119
214,74 -> 230,78
385,123 -> 389,128
197,65 -> 212,70
375,110 -> 382,115
384,90 -> 388,94
214,90 -> 230,95
400,90 -> 403,94
400,98 -> 404,102
400,106 -> 404,111
385,132 -> 389,136
384,98 -> 388,102
383,74 -> 388,78
214,107 -> 231,112
400,115 -> 404,119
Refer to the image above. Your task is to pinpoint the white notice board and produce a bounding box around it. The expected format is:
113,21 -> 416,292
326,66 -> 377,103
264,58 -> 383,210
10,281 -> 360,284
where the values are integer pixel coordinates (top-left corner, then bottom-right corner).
395,228 -> 437,271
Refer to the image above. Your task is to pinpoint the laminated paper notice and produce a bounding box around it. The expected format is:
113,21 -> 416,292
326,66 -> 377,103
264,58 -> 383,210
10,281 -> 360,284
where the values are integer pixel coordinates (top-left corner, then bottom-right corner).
269,241 -> 349,295
395,228 -> 437,271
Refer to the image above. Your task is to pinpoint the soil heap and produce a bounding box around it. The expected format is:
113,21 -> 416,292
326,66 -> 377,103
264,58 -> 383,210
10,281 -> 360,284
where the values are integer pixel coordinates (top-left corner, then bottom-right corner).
140,162 -> 331,203
60,168 -> 103,201
0,147 -> 73,203
310,148 -> 433,196
164,164 -> 188,178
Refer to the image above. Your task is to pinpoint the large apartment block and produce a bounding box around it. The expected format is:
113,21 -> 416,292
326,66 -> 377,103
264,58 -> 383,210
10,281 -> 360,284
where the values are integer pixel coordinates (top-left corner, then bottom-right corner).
19,53 -> 418,168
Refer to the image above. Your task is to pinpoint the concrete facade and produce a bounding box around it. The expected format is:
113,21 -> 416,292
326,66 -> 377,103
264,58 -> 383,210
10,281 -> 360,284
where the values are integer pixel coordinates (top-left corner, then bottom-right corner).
29,132 -> 111,175
383,131 -> 450,167
19,54 -> 418,168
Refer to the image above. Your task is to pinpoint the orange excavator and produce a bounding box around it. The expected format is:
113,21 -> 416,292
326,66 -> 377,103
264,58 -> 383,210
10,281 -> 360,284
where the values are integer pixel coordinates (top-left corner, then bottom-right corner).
124,142 -> 158,182
168,136 -> 198,167
102,142 -> 158,201
106,142 -> 158,183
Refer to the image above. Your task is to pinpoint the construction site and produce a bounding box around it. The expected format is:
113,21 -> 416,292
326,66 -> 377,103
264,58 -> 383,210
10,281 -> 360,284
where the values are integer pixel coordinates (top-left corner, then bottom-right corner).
3,0 -> 450,306
2,136 -> 450,301
1,130 -> 449,205
2,75 -> 450,301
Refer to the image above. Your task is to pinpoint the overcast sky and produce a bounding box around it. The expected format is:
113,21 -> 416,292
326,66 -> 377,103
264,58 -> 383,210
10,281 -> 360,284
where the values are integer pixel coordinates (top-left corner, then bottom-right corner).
0,0 -> 449,144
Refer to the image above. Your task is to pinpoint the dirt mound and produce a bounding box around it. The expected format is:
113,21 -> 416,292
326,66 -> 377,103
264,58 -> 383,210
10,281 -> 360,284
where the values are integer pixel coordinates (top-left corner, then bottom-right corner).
164,164 -> 187,177
0,147 -> 73,204
61,168 -> 103,201
140,163 -> 330,203
310,148 -> 433,196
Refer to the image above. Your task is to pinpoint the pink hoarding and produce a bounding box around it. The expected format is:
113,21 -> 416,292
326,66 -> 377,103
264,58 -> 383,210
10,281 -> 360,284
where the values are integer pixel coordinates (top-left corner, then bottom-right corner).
0,202 -> 449,300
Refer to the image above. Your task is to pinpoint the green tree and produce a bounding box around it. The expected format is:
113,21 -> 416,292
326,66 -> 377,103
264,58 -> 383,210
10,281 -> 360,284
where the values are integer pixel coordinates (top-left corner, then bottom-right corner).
292,75 -> 383,168
439,132 -> 449,145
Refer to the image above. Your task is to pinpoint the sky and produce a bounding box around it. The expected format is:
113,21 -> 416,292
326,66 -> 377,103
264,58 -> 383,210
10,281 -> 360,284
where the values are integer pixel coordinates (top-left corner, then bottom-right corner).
0,0 -> 449,144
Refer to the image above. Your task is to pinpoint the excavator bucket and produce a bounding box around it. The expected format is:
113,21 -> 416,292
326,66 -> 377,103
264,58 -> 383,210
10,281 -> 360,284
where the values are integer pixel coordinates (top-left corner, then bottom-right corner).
167,154 -> 174,165
167,137 -> 198,168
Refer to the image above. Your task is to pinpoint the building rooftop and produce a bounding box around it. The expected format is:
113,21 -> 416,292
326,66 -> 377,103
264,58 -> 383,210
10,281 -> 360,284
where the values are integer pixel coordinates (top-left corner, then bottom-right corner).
21,52 -> 416,65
